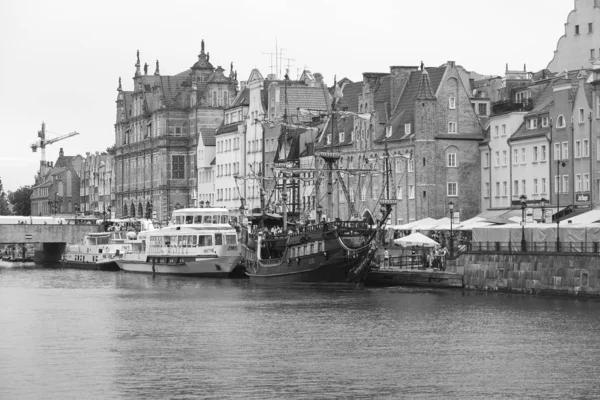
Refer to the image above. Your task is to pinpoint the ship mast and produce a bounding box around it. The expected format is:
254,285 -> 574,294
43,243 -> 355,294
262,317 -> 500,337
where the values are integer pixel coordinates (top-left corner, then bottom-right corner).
319,75 -> 341,221
281,70 -> 290,232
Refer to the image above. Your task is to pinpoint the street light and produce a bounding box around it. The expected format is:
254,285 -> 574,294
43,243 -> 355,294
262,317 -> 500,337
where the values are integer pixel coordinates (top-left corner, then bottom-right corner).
520,194 -> 527,252
449,201 -> 454,258
539,197 -> 547,223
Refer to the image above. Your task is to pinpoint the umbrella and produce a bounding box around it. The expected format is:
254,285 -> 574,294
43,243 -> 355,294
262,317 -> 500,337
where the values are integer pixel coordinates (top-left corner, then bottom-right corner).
393,232 -> 440,248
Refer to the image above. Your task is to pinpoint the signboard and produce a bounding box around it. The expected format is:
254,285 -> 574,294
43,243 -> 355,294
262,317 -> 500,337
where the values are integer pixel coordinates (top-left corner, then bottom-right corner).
576,194 -> 590,202
526,208 -> 534,223
25,234 -> 33,240
452,212 -> 460,225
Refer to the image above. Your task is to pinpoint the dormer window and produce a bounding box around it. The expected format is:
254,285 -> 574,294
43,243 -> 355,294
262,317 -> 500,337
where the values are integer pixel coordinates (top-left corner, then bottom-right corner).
449,97 -> 456,109
528,118 -> 537,129
404,124 -> 411,135
339,132 -> 345,143
385,126 -> 392,138
541,116 -> 549,127
448,122 -> 457,134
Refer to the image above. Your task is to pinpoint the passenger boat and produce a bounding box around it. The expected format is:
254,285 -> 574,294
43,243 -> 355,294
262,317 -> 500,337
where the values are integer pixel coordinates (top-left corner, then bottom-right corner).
238,74 -> 396,284
116,208 -> 244,277
61,231 -> 133,271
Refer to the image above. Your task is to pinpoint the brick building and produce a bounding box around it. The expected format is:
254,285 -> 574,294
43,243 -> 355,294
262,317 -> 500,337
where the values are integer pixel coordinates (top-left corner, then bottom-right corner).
113,41 -> 238,223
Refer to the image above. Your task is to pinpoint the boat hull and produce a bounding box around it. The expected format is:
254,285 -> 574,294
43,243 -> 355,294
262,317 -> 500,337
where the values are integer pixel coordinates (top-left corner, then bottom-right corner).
117,255 -> 243,277
60,260 -> 120,271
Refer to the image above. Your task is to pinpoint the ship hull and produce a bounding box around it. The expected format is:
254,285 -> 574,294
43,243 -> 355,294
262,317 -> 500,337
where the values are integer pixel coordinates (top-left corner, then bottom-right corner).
117,255 -> 243,278
60,259 -> 120,271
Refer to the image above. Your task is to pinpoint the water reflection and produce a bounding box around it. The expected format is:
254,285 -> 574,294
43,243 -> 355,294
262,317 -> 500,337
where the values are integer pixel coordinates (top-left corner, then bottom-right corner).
1,263 -> 599,399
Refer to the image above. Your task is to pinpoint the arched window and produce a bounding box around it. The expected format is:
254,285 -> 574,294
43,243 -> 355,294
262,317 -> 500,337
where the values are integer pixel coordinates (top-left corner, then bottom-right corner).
556,114 -> 566,128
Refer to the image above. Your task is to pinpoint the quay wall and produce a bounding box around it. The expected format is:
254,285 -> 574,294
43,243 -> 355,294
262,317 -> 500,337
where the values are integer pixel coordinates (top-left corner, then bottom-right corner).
448,253 -> 600,297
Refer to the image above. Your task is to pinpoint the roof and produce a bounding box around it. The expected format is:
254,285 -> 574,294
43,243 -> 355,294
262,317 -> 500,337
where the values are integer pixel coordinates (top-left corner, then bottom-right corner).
231,87 -> 249,107
378,66 -> 445,142
216,122 -> 240,135
338,81 -> 362,113
282,85 -> 329,115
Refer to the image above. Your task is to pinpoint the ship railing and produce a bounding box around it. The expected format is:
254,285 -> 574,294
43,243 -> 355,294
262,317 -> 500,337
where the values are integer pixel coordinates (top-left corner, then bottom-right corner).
375,255 -> 446,271
468,241 -> 600,254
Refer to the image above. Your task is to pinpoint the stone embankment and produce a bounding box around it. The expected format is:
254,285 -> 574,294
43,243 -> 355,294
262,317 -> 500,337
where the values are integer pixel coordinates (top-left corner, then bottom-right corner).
447,253 -> 600,297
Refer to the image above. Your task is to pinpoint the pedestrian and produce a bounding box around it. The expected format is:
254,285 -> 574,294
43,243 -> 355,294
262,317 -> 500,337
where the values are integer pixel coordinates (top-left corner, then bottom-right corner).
383,248 -> 389,268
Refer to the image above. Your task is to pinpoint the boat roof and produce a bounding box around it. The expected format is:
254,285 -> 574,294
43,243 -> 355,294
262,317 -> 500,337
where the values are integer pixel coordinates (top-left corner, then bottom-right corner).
173,207 -> 229,213
148,225 -> 236,235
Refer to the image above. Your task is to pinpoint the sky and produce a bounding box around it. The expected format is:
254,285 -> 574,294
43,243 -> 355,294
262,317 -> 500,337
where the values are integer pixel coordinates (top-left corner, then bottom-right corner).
0,0 -> 574,192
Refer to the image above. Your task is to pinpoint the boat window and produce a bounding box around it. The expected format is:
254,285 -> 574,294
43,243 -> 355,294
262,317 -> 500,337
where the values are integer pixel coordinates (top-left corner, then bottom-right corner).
178,236 -> 188,247
185,215 -> 193,224
310,243 -> 315,254
221,215 -> 228,224
164,236 -> 171,247
175,216 -> 184,225
150,236 -> 163,246
194,215 -> 203,224
215,233 -> 223,245
226,234 -> 237,245
198,235 -> 213,246
188,235 -> 197,247
203,215 -> 212,224
213,215 -> 220,224
318,241 -> 323,252
291,247 -> 296,257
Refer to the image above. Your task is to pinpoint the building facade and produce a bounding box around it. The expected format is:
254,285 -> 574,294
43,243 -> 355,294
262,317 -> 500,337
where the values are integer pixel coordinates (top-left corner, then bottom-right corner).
113,41 -> 238,224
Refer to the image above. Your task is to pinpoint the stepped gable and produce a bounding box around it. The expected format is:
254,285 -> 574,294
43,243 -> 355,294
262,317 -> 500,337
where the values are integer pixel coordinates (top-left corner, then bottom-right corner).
378,66 -> 445,142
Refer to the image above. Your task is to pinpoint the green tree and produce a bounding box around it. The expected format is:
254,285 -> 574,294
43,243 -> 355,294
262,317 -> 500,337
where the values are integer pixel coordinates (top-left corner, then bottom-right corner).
8,185 -> 33,216
0,177 -> 11,215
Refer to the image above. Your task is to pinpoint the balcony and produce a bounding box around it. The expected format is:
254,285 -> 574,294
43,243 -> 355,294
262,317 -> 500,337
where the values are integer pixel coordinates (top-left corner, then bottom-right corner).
491,98 -> 533,114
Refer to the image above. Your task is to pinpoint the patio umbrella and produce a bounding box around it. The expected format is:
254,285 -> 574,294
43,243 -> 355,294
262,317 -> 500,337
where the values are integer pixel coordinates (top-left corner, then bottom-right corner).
393,232 -> 440,248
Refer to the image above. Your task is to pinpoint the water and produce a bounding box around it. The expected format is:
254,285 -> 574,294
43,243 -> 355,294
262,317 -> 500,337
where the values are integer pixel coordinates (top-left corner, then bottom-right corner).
1,261 -> 600,399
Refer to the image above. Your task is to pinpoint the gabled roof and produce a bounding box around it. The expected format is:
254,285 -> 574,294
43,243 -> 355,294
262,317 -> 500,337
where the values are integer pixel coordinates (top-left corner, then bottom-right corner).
378,66 -> 445,142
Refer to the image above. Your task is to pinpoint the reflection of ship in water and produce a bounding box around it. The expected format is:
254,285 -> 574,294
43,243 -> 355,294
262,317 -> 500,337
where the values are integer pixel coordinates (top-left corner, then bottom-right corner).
238,72 -> 396,284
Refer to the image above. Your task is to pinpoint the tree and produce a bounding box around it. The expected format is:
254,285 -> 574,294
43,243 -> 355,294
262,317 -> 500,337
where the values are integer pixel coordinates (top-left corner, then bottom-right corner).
8,185 -> 33,216
0,177 -> 11,215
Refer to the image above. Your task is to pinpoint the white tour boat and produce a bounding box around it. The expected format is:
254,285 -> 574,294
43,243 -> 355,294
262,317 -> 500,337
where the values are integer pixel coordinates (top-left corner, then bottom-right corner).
116,208 -> 244,277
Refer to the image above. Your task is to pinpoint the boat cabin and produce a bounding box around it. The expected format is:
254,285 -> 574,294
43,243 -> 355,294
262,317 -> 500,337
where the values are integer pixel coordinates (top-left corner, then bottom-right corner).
171,207 -> 232,226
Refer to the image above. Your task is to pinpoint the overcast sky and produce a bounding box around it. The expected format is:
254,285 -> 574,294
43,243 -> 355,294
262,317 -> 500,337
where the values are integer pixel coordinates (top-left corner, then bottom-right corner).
0,0 -> 574,192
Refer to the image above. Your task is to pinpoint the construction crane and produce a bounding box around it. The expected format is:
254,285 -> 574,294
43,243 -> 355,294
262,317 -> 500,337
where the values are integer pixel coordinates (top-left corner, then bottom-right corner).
31,122 -> 80,167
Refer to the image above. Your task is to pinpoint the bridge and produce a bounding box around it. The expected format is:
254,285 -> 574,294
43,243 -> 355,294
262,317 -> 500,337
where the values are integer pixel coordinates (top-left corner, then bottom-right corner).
0,224 -> 103,262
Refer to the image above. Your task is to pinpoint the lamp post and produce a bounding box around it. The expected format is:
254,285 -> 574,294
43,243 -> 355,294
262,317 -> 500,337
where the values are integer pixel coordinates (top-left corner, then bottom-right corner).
540,197 -> 547,223
449,201 -> 454,258
520,194 -> 527,252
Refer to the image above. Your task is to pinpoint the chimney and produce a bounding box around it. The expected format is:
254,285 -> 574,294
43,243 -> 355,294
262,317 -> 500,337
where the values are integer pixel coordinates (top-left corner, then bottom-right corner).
59,148 -> 64,157
267,74 -> 276,81
239,80 -> 248,91
389,66 -> 419,111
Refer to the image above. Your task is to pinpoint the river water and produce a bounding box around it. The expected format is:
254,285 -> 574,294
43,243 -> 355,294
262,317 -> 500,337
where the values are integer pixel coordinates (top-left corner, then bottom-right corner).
1,261 -> 599,400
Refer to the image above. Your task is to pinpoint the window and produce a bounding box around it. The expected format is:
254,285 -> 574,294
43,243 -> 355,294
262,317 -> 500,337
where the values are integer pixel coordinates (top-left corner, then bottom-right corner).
533,178 -> 538,194
449,97 -> 456,109
485,182 -> 490,198
541,145 -> 547,161
562,175 -> 569,193
514,180 -> 519,195
521,148 -> 526,164
592,49 -> 596,60
175,126 -> 182,135
542,117 -> 549,127
557,115 -> 566,128
522,179 -> 526,195
448,122 -> 457,134
494,126 -> 499,137
385,126 -> 392,137
590,23 -> 594,33
562,142 -> 569,159
404,123 -> 411,134
360,188 -> 366,201
503,181 -> 508,196
484,152 -> 489,168
396,186 -> 402,200
575,25 -> 580,35
502,124 -> 507,136
408,159 -> 414,172
513,149 -> 519,165
584,173 -> 590,191
172,155 -> 185,179
326,134 -> 331,145
528,119 -> 537,129
597,96 -> 600,119
583,139 -> 589,157
495,182 -> 500,197
554,143 -> 561,160
533,146 -> 538,162
495,151 -> 500,167
579,108 -> 585,123
478,103 -> 487,115
502,150 -> 507,166
554,175 -> 560,194
575,140 -> 581,158
339,132 -> 345,143
447,182 -> 457,197
447,153 -> 456,167
542,178 -> 546,194
576,174 -> 582,192
409,185 -> 415,199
